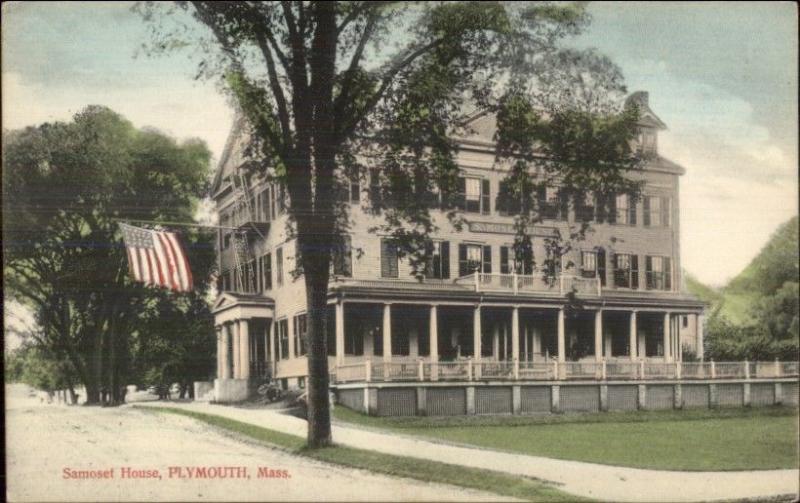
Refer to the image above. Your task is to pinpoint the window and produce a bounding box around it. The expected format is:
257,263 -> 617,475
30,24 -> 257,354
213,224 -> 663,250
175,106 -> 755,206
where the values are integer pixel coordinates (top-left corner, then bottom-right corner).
276,247 -> 284,286
369,168 -> 382,206
644,196 -> 670,227
220,211 -> 232,249
458,177 -> 490,214
277,319 -> 289,360
575,192 -> 595,222
332,235 -> 352,277
581,251 -> 596,278
682,315 -> 689,328
613,253 -> 639,289
293,313 -> 308,356
256,186 -> 270,222
425,241 -> 450,279
349,178 -> 360,204
298,376 -> 306,389
262,253 -> 272,291
500,245 -> 533,275
220,269 -> 231,292
459,244 -> 491,277
380,239 -> 398,278
615,194 -> 637,225
645,255 -> 672,291
245,259 -> 256,293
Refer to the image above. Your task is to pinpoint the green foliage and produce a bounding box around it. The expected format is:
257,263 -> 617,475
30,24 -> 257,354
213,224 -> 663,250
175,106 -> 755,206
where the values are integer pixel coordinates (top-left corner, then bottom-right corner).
3,106 -> 215,403
700,216 -> 799,361
728,216 -> 798,296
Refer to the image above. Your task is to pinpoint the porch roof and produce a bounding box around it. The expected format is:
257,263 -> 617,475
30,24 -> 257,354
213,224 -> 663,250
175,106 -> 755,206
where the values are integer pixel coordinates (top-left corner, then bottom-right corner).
212,292 -> 274,325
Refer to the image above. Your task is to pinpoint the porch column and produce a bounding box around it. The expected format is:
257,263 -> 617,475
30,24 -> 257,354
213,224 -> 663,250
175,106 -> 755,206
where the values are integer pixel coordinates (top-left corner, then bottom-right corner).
269,321 -> 276,365
287,316 -> 296,360
232,321 -> 241,378
429,305 -> 439,362
240,319 -> 250,379
222,323 -> 232,379
473,305 -> 482,361
629,311 -> 638,360
216,326 -> 223,378
594,310 -> 603,360
663,312 -> 671,362
492,324 -> 499,360
335,301 -> 345,365
697,313 -> 705,361
557,308 -> 565,362
383,303 -> 392,363
511,307 -> 520,363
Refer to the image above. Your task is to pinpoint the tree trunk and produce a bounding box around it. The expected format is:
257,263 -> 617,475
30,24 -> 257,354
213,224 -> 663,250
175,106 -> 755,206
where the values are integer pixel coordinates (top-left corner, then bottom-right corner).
304,269 -> 332,447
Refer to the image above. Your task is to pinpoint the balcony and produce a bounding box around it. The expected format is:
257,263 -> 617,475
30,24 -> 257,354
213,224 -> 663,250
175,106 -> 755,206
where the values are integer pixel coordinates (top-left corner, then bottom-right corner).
453,273 -> 601,296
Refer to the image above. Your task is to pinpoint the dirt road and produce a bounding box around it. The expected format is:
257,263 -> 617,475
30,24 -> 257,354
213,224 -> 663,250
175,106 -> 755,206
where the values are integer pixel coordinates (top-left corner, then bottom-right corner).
5,388 -> 507,502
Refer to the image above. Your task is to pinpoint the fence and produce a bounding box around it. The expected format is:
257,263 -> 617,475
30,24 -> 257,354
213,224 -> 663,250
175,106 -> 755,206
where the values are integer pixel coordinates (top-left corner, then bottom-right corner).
331,359 -> 800,384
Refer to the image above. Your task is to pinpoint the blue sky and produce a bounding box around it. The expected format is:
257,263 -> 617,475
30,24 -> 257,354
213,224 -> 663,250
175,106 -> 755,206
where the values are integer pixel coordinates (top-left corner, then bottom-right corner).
2,1 -> 797,287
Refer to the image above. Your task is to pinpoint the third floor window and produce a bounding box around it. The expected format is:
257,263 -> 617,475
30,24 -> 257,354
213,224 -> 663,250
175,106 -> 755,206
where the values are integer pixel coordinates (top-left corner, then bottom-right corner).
644,196 -> 671,227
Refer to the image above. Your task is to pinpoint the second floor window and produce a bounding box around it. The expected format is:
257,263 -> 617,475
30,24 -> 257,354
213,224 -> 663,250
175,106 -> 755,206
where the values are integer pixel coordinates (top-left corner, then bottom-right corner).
381,239 -> 398,278
459,244 -> 491,277
645,255 -> 672,290
581,249 -> 607,286
425,241 -> 450,279
613,253 -> 639,289
500,245 -> 533,275
644,196 -> 671,227
276,247 -> 284,286
293,313 -> 307,357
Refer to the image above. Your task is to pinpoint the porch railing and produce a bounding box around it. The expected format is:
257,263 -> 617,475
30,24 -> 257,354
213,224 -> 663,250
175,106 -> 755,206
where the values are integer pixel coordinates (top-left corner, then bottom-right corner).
453,273 -> 601,296
331,359 -> 800,384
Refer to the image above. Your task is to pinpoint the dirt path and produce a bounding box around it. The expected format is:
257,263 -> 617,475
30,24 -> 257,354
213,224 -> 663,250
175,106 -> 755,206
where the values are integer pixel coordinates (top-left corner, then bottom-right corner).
5,392 -> 510,502
140,401 -> 800,502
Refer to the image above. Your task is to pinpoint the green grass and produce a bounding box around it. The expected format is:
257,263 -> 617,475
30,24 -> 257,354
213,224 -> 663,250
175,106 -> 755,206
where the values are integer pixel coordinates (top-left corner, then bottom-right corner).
138,406 -> 580,502
333,406 -> 800,471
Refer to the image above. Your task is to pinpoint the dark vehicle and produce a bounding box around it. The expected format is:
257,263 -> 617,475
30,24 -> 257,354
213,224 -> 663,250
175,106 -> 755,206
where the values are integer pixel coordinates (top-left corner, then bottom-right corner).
256,381 -> 285,403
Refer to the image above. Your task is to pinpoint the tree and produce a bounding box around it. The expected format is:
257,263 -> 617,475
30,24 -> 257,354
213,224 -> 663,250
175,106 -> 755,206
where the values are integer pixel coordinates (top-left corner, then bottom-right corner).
3,106 -> 215,405
134,292 -> 217,398
138,1 -> 642,446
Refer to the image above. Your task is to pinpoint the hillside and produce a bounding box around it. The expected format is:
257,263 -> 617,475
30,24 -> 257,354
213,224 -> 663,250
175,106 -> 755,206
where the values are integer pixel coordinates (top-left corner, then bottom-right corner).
713,216 -> 799,324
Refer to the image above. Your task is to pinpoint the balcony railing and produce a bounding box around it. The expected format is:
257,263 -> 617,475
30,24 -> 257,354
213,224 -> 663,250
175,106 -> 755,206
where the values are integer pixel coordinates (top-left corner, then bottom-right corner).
453,273 -> 601,296
330,359 -> 800,384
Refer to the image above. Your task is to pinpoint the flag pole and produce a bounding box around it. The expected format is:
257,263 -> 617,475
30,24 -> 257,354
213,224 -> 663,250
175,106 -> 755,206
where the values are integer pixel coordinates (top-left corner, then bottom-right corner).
113,218 -> 240,231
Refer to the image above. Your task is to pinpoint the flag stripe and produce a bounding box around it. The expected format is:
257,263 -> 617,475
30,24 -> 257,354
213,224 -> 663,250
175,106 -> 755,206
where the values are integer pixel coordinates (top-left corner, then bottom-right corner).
158,233 -> 180,291
131,246 -> 142,281
152,233 -> 171,288
165,232 -> 190,292
147,249 -> 162,287
126,248 -> 136,278
139,248 -> 151,285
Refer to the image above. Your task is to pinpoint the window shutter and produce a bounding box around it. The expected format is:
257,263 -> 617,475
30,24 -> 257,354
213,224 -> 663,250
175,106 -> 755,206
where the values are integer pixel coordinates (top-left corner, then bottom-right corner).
607,194 -> 616,224
482,245 -> 492,274
500,246 -> 509,274
456,177 -> 467,210
643,197 -> 651,226
631,255 -> 639,289
381,239 -> 398,278
664,257 -> 672,290
645,255 -> 653,289
481,179 -> 490,215
629,197 -> 637,225
459,244 -> 468,277
265,253 -> 272,290
597,248 -> 606,287
662,197 -> 671,227
441,241 -> 450,279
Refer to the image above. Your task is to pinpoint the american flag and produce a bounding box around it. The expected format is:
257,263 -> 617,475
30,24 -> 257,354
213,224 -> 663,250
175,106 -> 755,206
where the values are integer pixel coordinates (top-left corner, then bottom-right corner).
119,223 -> 193,292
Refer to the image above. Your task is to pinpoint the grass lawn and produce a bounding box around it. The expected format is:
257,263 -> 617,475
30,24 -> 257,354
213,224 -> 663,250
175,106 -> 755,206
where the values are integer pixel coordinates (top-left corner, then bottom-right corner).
139,406 -> 580,502
333,406 -> 800,471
